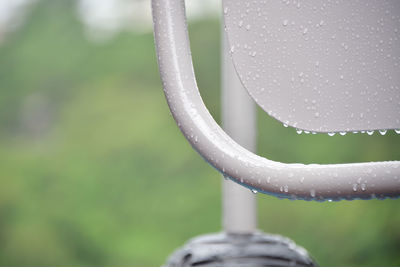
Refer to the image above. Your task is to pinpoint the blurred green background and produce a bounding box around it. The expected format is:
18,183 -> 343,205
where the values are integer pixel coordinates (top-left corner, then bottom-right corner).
0,1 -> 399,266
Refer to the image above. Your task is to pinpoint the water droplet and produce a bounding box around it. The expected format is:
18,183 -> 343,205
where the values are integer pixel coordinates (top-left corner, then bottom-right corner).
339,131 -> 347,136
300,177 -> 305,183
352,184 -> 358,192
302,28 -> 308,35
310,189 -> 316,198
283,185 -> 289,193
395,129 -> 400,134
283,123 -> 288,127
361,184 -> 367,191
282,19 -> 289,26
296,129 -> 303,134
379,130 -> 387,135
328,132 -> 335,136
223,7 -> 229,14
367,130 -> 374,135
251,189 -> 258,194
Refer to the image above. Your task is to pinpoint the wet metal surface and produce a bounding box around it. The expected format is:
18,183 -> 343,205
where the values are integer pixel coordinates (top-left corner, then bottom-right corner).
224,0 -> 400,133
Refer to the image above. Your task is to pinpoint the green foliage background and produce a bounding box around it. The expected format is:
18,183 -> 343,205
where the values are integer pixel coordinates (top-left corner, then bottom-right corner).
0,1 -> 399,266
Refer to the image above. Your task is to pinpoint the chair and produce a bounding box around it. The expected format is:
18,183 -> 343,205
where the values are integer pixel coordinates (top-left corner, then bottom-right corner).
152,0 -> 400,201
152,0 -> 400,265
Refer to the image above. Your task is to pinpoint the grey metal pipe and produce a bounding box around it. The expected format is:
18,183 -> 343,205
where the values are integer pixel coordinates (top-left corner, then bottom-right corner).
222,19 -> 257,233
151,0 -> 400,201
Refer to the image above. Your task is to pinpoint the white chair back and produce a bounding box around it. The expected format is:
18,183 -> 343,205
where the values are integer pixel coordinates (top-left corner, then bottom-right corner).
224,0 -> 400,133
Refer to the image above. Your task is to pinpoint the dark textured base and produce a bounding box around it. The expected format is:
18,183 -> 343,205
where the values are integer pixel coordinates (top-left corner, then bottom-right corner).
163,232 -> 317,267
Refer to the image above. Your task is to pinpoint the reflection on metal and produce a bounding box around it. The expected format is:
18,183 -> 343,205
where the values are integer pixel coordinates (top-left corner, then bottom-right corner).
222,18 -> 257,233
152,0 -> 400,201
223,0 -> 400,133
163,232 -> 317,267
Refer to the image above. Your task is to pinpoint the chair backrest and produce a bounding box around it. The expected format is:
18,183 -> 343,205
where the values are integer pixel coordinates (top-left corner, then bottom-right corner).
152,0 -> 400,201
224,0 -> 400,133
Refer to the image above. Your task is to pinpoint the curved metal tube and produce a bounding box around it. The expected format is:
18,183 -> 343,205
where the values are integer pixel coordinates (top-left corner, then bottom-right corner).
151,0 -> 400,201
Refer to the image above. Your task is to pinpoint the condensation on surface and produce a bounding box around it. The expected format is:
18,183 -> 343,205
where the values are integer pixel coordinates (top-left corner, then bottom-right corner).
224,0 -> 400,133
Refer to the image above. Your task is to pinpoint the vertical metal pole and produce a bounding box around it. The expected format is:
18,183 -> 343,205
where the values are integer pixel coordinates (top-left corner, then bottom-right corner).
221,17 -> 257,233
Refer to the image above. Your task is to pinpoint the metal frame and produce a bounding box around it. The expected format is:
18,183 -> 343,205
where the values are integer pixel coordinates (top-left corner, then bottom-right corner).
221,22 -> 257,233
152,0 -> 400,201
